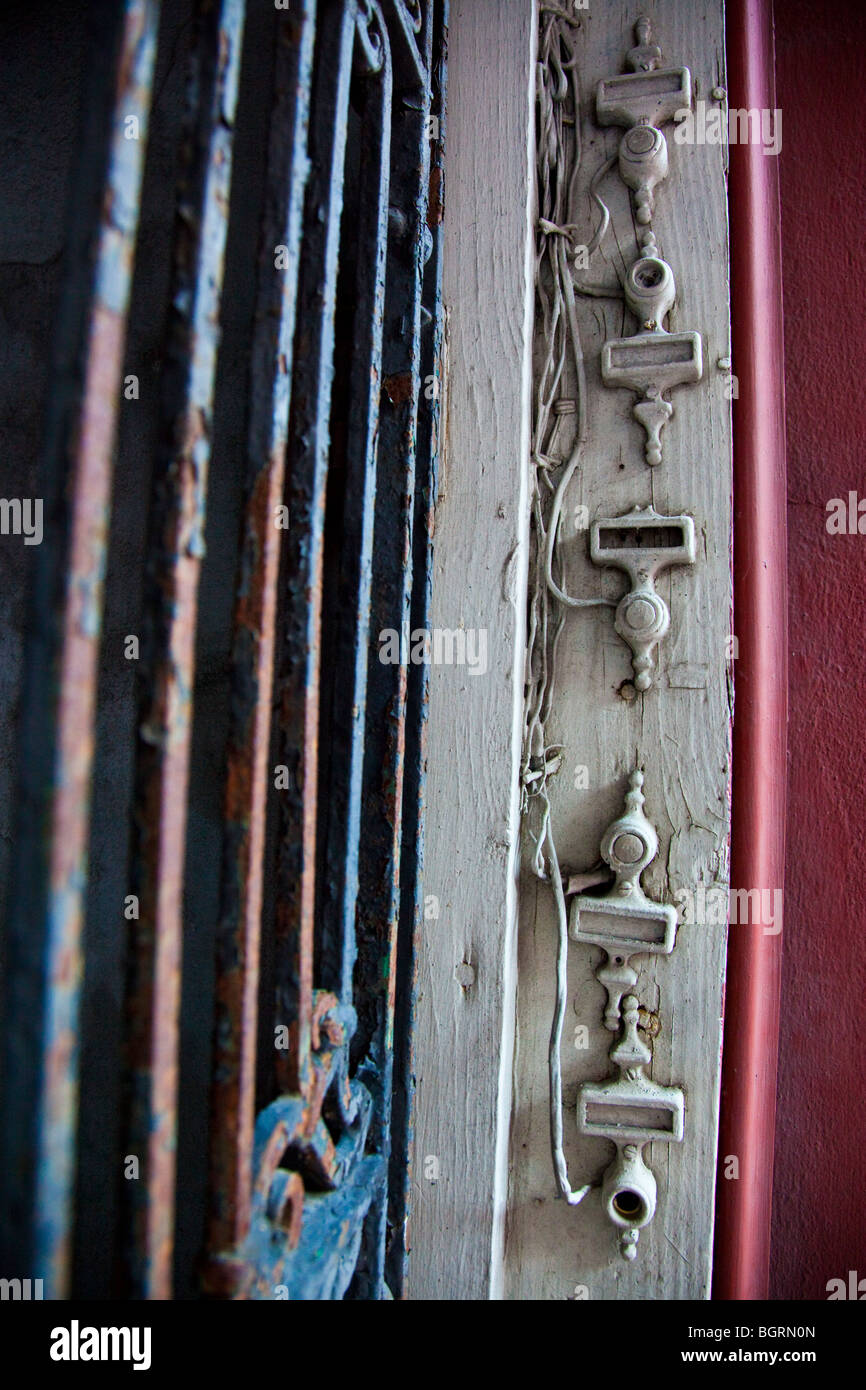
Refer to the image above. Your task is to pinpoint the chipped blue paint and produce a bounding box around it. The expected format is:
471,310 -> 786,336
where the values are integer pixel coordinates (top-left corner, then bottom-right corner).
0,0 -> 162,1300
1,0 -> 446,1305
208,0 -> 448,1302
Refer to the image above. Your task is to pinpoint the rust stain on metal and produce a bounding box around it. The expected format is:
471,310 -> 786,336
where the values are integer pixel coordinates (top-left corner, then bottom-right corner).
384,371 -> 413,406
427,164 -> 444,228
123,0 -> 245,1299
30,0 -> 160,1298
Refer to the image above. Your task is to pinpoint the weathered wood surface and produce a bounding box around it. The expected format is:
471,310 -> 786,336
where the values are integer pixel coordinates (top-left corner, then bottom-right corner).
405,0 -> 537,1300
505,0 -> 733,1299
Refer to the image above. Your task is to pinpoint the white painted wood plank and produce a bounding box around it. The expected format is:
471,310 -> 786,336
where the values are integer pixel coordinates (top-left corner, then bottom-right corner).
406,0 -> 537,1300
505,0 -> 733,1300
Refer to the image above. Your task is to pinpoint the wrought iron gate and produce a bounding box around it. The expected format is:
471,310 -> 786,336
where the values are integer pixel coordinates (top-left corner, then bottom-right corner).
0,0 -> 446,1301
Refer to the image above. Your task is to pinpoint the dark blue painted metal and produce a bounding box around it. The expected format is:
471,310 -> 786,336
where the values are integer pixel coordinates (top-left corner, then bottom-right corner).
1,0 -> 446,1304
317,2 -> 392,1013
347,0 -> 438,1301
271,0 -> 359,1109
120,0 -> 245,1300
207,0 -> 447,1301
207,0 -> 318,1269
0,0 -> 160,1300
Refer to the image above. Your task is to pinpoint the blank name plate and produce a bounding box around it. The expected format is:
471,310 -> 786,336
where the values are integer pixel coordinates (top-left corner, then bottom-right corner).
578,1076 -> 686,1146
602,330 -> 702,394
570,893 -> 677,957
596,68 -> 691,129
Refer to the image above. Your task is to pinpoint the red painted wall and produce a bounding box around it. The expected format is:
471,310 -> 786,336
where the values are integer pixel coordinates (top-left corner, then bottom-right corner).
770,0 -> 866,1300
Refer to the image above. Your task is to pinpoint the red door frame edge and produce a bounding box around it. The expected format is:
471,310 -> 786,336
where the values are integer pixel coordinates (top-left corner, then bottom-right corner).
712,0 -> 788,1300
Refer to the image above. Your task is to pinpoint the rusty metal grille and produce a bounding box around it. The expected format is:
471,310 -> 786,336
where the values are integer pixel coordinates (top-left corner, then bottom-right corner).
0,0 -> 446,1301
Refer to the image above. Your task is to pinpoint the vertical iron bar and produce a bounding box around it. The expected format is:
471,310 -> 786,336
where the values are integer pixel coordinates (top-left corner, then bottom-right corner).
318,4 -> 392,1010
272,0 -> 357,1101
350,0 -> 434,1298
120,0 -> 245,1300
206,0 -> 317,1268
0,0 -> 159,1300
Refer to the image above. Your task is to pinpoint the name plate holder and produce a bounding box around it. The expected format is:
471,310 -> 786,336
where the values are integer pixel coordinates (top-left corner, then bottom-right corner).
570,771 -> 684,1259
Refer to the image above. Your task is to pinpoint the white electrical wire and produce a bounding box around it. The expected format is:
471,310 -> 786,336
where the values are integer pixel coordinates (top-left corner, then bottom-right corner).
522,1 -> 620,1211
